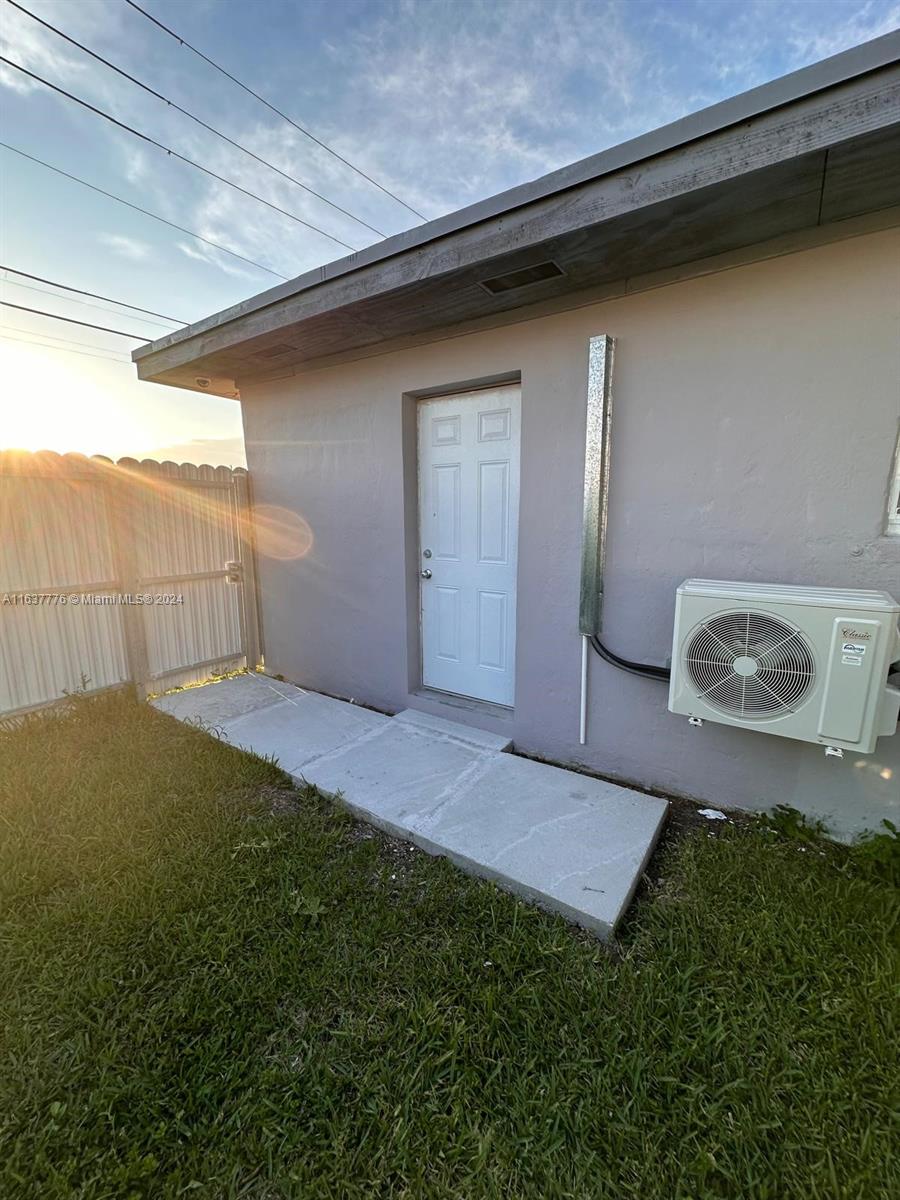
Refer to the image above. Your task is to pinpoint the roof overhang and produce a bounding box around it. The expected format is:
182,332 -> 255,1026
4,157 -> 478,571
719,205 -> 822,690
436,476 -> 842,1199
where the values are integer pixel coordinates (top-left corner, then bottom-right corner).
133,32 -> 900,398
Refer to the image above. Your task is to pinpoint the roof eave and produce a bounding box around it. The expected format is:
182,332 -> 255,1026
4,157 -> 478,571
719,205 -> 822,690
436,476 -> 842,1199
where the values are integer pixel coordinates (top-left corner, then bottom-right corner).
133,30 -> 900,388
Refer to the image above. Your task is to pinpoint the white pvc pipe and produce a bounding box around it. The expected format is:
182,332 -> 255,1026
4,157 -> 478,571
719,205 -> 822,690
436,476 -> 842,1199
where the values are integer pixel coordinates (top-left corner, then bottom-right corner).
579,634 -> 589,744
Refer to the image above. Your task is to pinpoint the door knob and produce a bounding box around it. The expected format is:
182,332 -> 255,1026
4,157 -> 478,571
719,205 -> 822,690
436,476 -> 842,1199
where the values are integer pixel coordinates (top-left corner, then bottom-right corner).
420,569 -> 432,579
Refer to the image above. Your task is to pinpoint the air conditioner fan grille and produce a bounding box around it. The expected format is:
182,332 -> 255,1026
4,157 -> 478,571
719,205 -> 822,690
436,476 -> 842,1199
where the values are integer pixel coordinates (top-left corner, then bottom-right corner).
684,611 -> 815,718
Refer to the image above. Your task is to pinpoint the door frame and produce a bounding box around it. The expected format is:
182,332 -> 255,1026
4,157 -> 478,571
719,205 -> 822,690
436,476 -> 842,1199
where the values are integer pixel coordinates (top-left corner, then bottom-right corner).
408,377 -> 522,709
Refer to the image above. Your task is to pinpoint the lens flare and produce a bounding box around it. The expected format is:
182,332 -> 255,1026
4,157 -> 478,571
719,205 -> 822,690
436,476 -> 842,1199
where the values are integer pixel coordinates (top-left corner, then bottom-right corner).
251,505 -> 314,560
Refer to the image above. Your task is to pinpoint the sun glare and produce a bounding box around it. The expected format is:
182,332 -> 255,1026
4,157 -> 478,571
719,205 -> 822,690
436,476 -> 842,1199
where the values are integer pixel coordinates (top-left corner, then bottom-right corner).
0,339 -> 152,455
0,336 -> 242,463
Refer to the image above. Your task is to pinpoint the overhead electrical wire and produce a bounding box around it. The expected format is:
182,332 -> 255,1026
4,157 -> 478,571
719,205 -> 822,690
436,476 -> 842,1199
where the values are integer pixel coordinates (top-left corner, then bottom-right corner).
0,265 -> 185,323
7,0 -> 388,240
0,142 -> 288,280
0,57 -> 360,253
0,322 -> 132,353
1,301 -> 147,339
1,278 -> 179,330
0,322 -> 132,356
0,321 -> 133,357
123,0 -> 426,222
0,333 -> 131,363
0,328 -> 132,360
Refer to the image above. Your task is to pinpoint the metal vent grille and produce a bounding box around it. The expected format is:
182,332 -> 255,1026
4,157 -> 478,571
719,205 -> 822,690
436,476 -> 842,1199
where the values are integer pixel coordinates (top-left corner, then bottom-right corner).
479,261 -> 564,295
684,611 -> 815,718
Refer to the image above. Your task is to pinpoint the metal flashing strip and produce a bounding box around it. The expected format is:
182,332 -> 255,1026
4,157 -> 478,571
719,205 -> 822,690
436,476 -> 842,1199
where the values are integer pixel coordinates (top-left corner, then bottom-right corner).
579,334 -> 615,636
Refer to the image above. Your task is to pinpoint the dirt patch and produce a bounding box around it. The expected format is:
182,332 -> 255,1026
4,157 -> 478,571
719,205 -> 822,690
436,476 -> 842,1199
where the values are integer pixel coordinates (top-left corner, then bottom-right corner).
226,782 -> 302,819
256,779 -> 426,890
650,793 -> 754,867
342,819 -> 422,889
613,796 -> 759,946
265,784 -> 305,817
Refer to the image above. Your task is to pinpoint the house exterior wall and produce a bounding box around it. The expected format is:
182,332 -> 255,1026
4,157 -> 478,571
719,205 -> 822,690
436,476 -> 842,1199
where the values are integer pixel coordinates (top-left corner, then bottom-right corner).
241,228 -> 900,838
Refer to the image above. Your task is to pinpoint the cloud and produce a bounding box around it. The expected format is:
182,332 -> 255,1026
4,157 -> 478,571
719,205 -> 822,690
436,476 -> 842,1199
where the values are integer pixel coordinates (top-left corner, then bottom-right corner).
122,146 -> 151,186
175,239 -> 260,282
782,0 -> 900,62
0,59 -> 35,95
154,117 -> 380,282
0,1 -> 103,97
98,233 -> 151,261
648,1 -> 900,101
306,0 -> 695,218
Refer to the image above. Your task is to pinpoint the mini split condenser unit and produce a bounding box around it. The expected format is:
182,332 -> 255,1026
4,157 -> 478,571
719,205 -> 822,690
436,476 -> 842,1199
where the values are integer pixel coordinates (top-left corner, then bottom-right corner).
669,580 -> 900,754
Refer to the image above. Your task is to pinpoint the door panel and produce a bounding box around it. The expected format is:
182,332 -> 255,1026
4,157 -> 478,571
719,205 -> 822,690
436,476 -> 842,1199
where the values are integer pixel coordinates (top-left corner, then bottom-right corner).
435,587 -> 461,660
477,590 -> 507,670
418,386 -> 520,706
477,461 -> 509,563
432,464 -> 461,559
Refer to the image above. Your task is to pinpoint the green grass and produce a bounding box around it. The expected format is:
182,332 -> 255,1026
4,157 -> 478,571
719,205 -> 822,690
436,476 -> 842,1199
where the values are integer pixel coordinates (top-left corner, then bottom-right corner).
1,692 -> 897,1200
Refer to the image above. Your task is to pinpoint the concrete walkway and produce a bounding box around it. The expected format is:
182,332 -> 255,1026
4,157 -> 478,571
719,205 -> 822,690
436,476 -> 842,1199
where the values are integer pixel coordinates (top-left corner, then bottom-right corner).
153,674 -> 668,938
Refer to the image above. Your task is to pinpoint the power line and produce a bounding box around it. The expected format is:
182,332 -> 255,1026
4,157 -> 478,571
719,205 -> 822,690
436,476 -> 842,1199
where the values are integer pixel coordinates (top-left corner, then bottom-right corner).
1,302 -> 147,339
0,57 -> 360,253
0,142 -> 288,280
1,334 -> 129,363
2,320 -> 133,353
2,321 -> 118,348
0,266 -> 185,323
1,278 -> 179,330
0,330 -> 132,363
7,0 -> 388,240
123,0 -> 426,222
0,322 -> 132,357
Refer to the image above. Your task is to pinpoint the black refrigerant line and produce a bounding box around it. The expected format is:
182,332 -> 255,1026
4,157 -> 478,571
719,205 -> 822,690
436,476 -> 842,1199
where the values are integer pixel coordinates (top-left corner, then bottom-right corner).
589,634 -> 671,682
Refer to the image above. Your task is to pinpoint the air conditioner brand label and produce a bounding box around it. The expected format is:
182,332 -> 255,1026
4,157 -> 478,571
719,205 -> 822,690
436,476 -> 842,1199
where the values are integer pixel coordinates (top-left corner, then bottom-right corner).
819,617 -> 880,746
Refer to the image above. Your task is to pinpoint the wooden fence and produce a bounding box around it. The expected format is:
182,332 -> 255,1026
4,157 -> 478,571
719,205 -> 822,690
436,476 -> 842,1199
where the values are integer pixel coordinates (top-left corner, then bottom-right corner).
0,451 -> 262,718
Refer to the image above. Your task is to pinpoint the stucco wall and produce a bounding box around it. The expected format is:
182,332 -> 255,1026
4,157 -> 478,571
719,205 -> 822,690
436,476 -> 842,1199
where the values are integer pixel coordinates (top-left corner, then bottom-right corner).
241,229 -> 900,838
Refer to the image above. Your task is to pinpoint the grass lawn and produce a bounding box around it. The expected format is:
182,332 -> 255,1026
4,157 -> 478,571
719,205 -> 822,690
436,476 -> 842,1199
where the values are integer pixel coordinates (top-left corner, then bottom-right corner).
1,692 -> 897,1199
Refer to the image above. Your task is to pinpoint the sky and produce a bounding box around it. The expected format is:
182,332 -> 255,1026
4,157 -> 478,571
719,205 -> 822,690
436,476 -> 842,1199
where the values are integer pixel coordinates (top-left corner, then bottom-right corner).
1,0 -> 898,466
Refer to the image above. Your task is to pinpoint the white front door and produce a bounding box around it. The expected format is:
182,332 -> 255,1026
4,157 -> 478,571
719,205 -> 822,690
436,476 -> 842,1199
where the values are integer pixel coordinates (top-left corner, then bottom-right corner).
418,386 -> 520,706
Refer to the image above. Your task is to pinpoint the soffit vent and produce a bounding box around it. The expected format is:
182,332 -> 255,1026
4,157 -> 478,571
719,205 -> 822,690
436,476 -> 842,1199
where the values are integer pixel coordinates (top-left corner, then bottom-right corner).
684,611 -> 815,718
255,342 -> 296,358
478,260 -> 565,295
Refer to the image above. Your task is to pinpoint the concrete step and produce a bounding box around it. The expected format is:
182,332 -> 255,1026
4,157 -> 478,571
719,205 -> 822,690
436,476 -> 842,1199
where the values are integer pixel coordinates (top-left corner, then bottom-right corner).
393,707 -> 512,752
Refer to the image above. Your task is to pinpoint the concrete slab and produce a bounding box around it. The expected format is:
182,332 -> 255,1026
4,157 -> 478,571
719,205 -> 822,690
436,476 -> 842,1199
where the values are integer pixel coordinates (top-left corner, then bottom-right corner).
394,708 -> 513,752
304,722 -> 485,828
153,676 -> 668,937
221,691 -> 388,772
153,672 -> 298,725
418,755 -> 668,936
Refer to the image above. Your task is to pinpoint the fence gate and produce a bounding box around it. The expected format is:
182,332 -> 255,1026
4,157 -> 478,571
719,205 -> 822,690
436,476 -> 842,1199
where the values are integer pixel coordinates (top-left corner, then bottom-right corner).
0,451 -> 262,718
